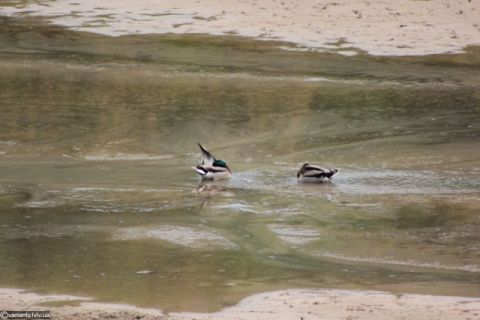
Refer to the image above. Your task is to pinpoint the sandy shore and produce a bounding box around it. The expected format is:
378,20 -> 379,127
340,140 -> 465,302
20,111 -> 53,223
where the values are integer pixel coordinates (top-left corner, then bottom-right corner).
2,287 -> 479,320
1,0 -> 480,56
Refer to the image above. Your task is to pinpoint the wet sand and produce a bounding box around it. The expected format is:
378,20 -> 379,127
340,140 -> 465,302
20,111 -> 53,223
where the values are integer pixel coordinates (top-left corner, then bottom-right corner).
2,0 -> 480,56
2,287 -> 479,320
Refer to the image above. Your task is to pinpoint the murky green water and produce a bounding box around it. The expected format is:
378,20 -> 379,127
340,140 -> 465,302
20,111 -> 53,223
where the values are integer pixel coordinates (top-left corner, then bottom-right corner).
0,16 -> 480,312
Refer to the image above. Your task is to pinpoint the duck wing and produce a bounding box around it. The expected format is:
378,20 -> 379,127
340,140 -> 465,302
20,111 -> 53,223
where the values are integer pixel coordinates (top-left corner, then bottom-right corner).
194,164 -> 228,174
198,143 -> 216,165
302,164 -> 329,178
298,164 -> 338,179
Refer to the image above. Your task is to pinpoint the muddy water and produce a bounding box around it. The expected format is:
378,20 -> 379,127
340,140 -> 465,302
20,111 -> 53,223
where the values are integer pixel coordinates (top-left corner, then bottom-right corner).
0,16 -> 479,312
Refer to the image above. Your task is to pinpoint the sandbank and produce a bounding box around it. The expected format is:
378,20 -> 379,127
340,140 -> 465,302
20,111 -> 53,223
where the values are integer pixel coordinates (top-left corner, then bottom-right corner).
1,0 -> 480,56
1,287 -> 479,320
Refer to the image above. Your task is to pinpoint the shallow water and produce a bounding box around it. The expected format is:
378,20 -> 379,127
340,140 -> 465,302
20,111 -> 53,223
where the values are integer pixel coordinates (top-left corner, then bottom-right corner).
0,15 -> 480,312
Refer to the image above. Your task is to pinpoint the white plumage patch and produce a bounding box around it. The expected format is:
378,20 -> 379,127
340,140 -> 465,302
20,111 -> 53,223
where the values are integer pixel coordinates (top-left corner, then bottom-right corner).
297,163 -> 339,182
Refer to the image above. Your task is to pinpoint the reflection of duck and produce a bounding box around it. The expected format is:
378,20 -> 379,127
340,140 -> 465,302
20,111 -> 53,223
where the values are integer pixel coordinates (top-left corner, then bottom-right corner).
195,180 -> 233,212
297,163 -> 339,183
193,143 -> 232,180
196,180 -> 229,195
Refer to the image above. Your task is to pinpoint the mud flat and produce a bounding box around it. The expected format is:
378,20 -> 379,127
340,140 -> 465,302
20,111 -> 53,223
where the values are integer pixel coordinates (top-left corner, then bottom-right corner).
1,287 -> 479,320
2,0 -> 480,56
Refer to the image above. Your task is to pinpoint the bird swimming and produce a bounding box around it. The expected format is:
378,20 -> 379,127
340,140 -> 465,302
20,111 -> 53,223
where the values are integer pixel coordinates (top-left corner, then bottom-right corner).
297,163 -> 339,183
193,143 -> 232,180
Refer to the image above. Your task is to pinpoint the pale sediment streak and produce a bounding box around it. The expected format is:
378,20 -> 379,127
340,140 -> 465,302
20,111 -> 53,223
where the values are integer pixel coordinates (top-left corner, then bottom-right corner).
112,225 -> 238,249
84,153 -> 174,161
71,187 -> 171,193
4,58 -> 458,88
0,140 -> 16,145
268,224 -> 320,245
317,251 -> 480,273
15,200 -> 59,208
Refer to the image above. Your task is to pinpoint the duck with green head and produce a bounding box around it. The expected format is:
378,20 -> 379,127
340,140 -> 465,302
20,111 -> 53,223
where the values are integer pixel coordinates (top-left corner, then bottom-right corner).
193,143 -> 232,180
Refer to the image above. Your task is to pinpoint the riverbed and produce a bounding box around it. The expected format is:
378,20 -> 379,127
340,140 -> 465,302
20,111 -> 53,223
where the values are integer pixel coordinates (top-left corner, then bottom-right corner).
0,8 -> 479,316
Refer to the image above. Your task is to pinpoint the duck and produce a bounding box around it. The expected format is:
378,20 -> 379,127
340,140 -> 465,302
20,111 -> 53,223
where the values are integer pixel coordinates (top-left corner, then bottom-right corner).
297,163 -> 339,183
193,143 -> 232,180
